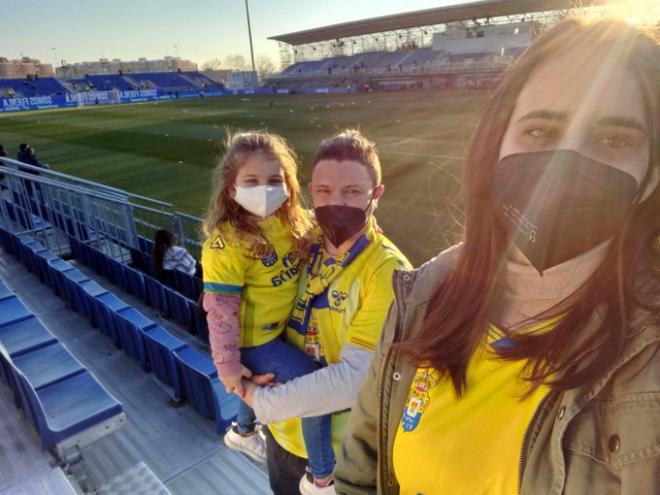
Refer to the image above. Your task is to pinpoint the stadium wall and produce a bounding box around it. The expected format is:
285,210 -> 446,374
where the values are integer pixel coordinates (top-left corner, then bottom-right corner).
0,87 -> 265,113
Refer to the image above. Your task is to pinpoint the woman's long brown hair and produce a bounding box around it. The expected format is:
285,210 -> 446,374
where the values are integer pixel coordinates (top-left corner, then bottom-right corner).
397,18 -> 660,396
202,130 -> 313,258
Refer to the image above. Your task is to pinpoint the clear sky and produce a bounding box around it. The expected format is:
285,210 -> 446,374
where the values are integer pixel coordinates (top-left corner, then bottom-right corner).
2,0 -> 475,68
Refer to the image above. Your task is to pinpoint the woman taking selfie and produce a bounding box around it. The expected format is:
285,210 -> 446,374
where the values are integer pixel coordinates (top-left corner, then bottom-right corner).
335,18 -> 659,495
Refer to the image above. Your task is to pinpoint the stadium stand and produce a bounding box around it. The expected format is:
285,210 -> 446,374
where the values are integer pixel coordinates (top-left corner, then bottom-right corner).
0,77 -> 68,97
0,158 -> 234,428
0,229 -> 242,466
0,263 -> 126,492
128,72 -> 203,92
0,157 -> 271,493
261,1 -> 582,91
0,70 -> 222,101
70,74 -> 135,91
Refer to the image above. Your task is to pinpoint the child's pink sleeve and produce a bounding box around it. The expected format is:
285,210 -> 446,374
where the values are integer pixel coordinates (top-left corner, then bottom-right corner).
203,292 -> 243,378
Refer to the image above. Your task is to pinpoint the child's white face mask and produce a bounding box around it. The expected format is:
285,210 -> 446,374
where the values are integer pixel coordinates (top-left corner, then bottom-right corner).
233,184 -> 288,218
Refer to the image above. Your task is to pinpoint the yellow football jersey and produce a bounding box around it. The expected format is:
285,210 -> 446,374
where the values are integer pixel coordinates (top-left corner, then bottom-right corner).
393,321 -> 558,495
268,224 -> 411,458
201,216 -> 300,347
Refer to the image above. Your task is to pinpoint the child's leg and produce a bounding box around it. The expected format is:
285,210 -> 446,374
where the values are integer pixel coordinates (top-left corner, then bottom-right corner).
235,346 -> 261,435
301,414 -> 335,478
236,400 -> 257,435
241,337 -> 321,381
241,338 -> 336,478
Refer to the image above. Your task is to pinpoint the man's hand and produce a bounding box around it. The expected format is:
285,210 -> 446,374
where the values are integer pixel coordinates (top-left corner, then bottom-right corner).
239,373 -> 277,407
219,365 -> 253,396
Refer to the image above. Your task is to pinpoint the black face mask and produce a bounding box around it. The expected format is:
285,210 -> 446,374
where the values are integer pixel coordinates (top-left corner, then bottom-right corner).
315,201 -> 371,248
491,150 -> 637,274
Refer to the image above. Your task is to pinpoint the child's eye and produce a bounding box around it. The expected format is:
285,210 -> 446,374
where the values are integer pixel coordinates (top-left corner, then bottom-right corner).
269,177 -> 284,185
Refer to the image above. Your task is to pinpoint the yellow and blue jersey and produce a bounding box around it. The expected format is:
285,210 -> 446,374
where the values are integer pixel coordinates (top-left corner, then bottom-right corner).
268,223 -> 411,458
392,319 -> 560,495
201,216 -> 300,348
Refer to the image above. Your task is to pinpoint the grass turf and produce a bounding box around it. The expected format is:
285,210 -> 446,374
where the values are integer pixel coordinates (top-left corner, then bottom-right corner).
0,90 -> 490,265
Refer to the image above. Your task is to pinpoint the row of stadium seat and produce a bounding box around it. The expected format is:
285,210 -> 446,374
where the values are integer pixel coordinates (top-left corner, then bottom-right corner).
0,77 -> 68,97
1,71 -> 220,98
69,236 -> 208,342
278,45 -> 527,78
0,273 -> 125,453
2,197 -> 206,338
0,227 -> 238,434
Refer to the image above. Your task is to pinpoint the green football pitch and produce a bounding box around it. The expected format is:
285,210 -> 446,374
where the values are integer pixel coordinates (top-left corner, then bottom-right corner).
0,90 -> 490,265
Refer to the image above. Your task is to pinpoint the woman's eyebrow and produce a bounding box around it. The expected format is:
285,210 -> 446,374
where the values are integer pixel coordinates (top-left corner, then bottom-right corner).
597,116 -> 647,134
517,110 -> 567,122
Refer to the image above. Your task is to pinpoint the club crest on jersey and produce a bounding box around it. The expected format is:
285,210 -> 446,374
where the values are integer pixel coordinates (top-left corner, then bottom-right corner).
261,252 -> 278,267
210,234 -> 225,250
330,290 -> 348,309
401,369 -> 439,432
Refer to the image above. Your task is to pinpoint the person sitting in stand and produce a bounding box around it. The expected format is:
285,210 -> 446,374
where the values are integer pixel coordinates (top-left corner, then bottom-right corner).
152,229 -> 199,285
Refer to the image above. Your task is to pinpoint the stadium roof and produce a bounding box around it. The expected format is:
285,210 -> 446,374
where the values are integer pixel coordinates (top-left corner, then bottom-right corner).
269,0 -> 609,45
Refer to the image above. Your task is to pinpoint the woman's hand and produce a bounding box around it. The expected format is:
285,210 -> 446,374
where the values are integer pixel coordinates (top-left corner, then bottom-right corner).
220,365 -> 253,396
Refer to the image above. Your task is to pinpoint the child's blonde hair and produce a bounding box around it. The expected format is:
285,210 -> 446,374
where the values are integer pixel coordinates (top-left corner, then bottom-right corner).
203,130 -> 312,258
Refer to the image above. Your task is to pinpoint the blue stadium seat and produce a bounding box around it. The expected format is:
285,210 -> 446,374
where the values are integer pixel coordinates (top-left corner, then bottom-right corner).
145,276 -> 169,316
18,239 -> 46,270
143,326 -> 187,401
0,296 -> 33,327
0,316 -> 57,389
129,247 -> 145,271
0,280 -> 13,300
90,293 -> 129,344
14,367 -> 124,450
32,249 -> 60,285
138,236 -> 154,254
192,276 -> 203,301
107,257 -> 128,291
46,258 -> 76,297
62,270 -> 90,313
174,270 -> 196,300
189,301 -> 208,343
12,342 -> 85,391
22,241 -> 49,278
76,280 -> 109,325
173,346 -> 238,433
0,316 -> 57,357
166,289 -> 191,329
124,266 -> 146,301
157,269 -> 176,288
114,307 -> 156,369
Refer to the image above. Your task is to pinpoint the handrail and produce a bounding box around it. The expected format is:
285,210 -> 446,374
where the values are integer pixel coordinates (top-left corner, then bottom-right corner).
0,157 -> 172,209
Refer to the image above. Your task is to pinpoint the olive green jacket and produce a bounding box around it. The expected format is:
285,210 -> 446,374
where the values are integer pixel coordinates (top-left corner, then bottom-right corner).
335,245 -> 660,495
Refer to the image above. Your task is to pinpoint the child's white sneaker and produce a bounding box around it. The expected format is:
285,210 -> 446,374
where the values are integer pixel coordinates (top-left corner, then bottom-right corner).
223,425 -> 267,463
299,472 -> 335,495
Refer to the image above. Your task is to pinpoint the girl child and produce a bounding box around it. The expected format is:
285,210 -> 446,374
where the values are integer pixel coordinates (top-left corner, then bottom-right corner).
336,17 -> 660,495
152,229 -> 198,279
201,131 -> 337,491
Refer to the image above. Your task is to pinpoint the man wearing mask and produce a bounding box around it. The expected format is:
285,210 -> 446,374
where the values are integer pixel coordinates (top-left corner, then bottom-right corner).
240,129 -> 410,495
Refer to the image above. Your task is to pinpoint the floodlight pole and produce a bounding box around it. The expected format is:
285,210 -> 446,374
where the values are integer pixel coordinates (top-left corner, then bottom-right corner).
244,0 -> 257,74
